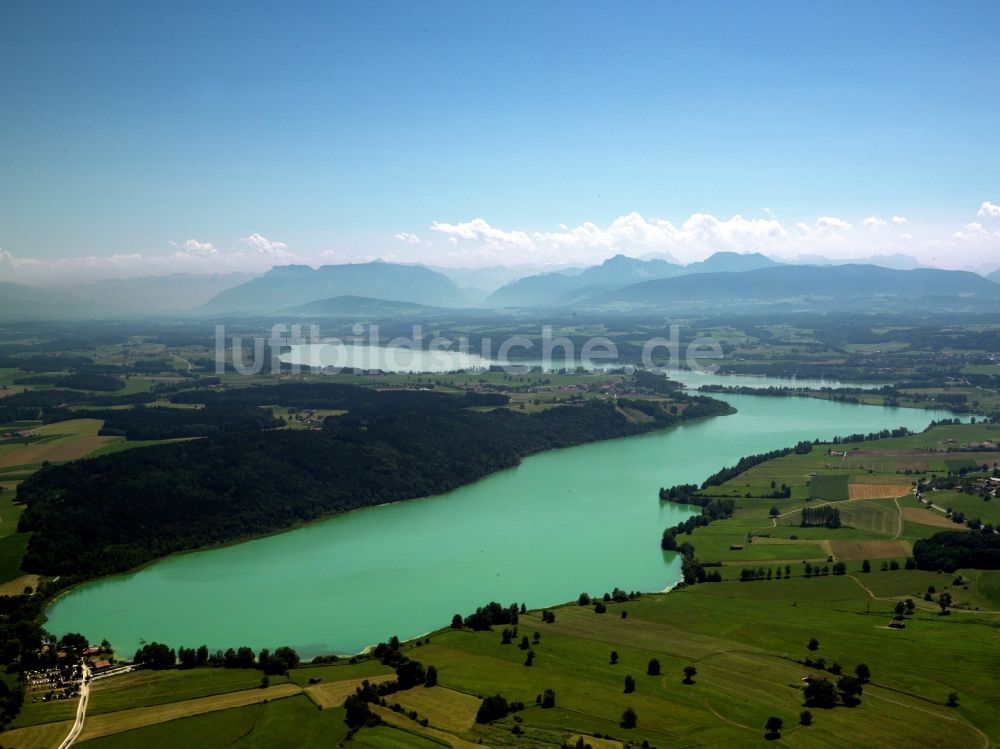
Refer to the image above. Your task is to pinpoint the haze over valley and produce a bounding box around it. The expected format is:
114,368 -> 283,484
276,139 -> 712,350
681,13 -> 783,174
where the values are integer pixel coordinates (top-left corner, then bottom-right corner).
1,3 -> 999,748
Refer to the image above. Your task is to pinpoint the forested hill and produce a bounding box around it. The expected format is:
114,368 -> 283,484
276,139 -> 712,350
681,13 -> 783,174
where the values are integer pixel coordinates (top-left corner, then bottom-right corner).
16,387 -> 731,581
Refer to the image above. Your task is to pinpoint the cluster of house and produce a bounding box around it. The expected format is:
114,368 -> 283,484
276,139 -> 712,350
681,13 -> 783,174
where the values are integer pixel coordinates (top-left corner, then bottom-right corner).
0,429 -> 34,439
972,476 -> 1000,496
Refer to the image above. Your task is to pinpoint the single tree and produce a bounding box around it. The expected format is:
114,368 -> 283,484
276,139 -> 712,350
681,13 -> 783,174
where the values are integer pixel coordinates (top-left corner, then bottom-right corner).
836,675 -> 864,706
475,694 -> 510,724
807,637 -> 819,651
524,650 -> 534,667
938,592 -> 952,614
541,688 -> 555,708
610,650 -> 619,665
894,601 -> 906,619
682,665 -> 697,684
854,663 -> 870,683
425,665 -> 438,688
803,678 -> 837,708
799,710 -> 812,726
947,692 -> 959,708
764,716 -> 783,738
451,614 -> 463,629
647,658 -> 661,676
862,559 -> 871,573
621,707 -> 637,729
624,675 -> 636,693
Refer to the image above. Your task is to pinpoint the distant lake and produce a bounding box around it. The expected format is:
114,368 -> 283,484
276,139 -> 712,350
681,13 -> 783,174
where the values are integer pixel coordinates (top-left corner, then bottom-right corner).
671,371 -> 883,390
282,344 -> 887,388
282,344 -> 494,373
46,391 -> 956,658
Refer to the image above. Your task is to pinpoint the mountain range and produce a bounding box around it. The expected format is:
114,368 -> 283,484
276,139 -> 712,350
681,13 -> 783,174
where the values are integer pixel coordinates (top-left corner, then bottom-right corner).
196,262 -> 474,315
484,252 -> 777,307
0,273 -> 254,321
2,253 -> 999,320
580,264 -> 1000,313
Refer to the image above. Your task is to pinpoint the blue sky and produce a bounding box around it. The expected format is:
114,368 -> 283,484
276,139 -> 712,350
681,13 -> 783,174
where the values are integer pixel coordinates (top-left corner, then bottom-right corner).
1,0 -> 999,282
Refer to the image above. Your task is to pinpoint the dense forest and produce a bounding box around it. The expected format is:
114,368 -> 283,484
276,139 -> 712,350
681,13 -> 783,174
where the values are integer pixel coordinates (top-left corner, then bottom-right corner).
16,386 -> 731,581
92,405 -> 285,440
912,531 -> 1000,572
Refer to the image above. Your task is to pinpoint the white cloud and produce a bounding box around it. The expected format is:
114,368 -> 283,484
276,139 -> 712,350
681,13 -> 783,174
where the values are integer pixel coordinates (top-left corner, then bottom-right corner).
183,238 -> 216,252
429,212 -> 789,265
170,238 -> 217,253
242,232 -> 289,254
953,222 -> 989,240
817,216 -> 852,230
891,216 -> 908,225
430,219 -> 534,249
863,216 -> 886,227
394,232 -> 422,245
979,201 -> 1000,219
794,216 -> 853,238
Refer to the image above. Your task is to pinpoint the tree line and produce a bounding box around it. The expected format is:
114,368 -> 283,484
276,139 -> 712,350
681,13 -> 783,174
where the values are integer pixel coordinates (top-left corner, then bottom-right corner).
17,385 -> 731,580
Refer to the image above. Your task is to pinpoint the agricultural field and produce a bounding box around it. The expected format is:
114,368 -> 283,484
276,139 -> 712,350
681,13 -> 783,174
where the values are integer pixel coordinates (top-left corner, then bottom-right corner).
675,422 -> 1000,578
9,573 -> 996,749
0,419 -> 121,470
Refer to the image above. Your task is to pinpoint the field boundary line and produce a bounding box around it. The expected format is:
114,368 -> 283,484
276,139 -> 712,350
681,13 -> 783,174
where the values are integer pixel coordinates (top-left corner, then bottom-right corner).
847,575 -> 1000,614
864,690 -> 991,749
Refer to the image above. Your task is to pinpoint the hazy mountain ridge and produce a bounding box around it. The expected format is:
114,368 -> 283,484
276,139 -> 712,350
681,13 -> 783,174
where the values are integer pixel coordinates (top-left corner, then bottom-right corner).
0,273 -> 255,320
2,256 -> 999,321
197,262 -> 473,315
579,264 -> 1000,312
283,295 -> 451,317
484,251 -> 774,307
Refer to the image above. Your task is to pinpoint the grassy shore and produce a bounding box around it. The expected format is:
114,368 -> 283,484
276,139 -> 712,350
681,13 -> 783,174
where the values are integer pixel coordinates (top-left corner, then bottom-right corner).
7,570 -> 997,749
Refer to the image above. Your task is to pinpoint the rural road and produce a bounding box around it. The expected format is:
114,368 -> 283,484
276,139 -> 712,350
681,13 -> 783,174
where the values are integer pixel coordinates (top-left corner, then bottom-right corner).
169,352 -> 193,373
58,663 -> 90,749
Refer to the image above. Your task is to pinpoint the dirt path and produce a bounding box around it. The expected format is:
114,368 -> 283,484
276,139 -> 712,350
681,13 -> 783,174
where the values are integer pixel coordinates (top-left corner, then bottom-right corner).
169,352 -> 192,373
847,575 -> 1000,615
58,664 -> 90,749
865,691 -> 991,749
892,497 -> 903,540
703,701 -> 755,732
770,499 -> 851,527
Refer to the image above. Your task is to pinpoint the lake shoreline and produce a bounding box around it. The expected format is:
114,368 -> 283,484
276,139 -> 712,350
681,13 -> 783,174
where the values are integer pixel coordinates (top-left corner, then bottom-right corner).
45,387 -> 959,657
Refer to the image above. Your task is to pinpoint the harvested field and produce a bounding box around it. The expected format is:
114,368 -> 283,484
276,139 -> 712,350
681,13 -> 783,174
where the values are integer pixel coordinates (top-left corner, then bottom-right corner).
373,705 -> 483,749
838,501 -> 899,535
303,673 -> 396,709
843,459 -> 929,472
827,539 -> 911,561
78,683 -> 302,741
849,483 -> 911,500
0,573 -> 40,596
391,686 -> 481,733
0,719 -> 74,749
0,435 -> 117,468
901,507 -> 965,529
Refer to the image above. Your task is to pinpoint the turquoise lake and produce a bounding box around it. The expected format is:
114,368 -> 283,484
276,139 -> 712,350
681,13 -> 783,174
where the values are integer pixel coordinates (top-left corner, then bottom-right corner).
45,390 -> 955,657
